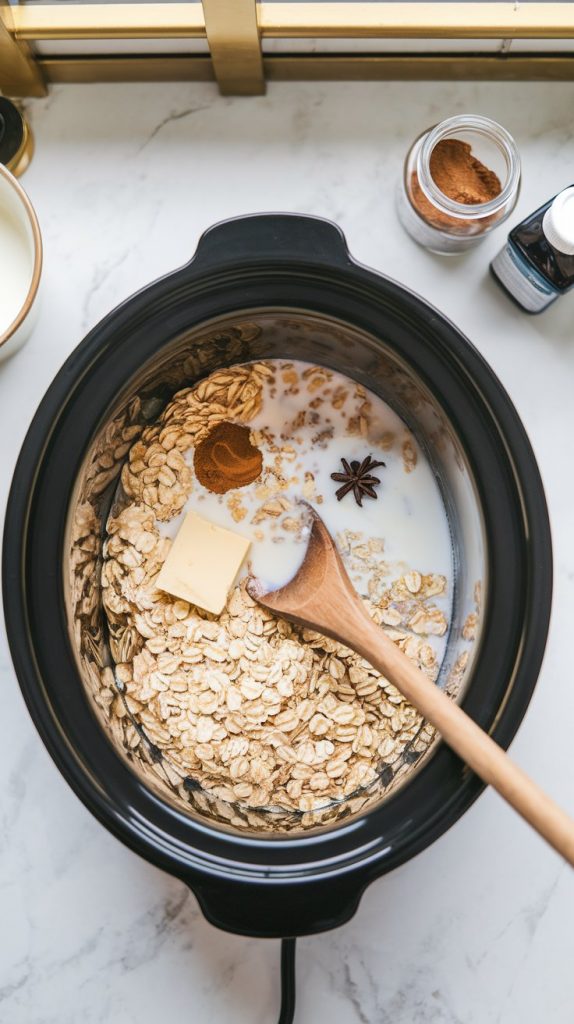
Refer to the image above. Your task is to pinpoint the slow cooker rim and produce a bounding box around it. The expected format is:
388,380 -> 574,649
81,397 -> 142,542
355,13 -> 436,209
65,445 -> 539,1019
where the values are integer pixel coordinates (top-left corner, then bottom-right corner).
2,215 -> 552,900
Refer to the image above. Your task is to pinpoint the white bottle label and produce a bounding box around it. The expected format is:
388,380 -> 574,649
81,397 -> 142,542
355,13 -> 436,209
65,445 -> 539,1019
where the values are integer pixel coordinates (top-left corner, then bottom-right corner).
491,243 -> 558,313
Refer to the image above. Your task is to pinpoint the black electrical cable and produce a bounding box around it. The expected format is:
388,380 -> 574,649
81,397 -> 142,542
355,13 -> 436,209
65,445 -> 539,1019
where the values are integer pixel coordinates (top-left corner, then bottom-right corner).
277,938 -> 297,1024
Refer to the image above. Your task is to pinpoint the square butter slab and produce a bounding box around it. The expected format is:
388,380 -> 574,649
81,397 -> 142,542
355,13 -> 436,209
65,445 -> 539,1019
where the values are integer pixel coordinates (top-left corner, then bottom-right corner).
157,510 -> 251,615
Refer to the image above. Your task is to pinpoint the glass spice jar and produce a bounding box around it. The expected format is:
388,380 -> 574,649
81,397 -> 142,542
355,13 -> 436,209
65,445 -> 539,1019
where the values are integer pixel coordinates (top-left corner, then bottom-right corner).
396,115 -> 521,255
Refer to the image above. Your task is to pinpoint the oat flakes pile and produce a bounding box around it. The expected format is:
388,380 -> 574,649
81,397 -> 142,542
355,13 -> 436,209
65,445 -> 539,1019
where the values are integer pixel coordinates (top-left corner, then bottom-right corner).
102,361 -> 450,817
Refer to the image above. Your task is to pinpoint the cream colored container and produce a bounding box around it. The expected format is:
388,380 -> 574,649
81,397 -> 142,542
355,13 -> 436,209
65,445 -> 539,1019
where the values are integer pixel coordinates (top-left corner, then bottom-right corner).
0,163 -> 42,362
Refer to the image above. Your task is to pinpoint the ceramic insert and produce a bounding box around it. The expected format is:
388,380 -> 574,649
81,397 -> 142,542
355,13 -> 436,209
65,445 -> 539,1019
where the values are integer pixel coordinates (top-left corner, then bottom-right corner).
92,358 -> 477,831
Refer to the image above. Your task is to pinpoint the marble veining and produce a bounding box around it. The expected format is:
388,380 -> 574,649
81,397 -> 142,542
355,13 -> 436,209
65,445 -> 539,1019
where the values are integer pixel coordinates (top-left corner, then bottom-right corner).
1,79 -> 574,1023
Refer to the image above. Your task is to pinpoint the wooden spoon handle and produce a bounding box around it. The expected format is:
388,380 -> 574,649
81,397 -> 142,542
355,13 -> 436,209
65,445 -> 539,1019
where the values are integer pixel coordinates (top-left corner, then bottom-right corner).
352,607 -> 574,867
253,510 -> 573,863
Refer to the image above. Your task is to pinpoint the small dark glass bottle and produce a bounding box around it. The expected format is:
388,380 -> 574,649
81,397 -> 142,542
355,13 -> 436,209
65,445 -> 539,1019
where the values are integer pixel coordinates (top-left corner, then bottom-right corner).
490,186 -> 574,313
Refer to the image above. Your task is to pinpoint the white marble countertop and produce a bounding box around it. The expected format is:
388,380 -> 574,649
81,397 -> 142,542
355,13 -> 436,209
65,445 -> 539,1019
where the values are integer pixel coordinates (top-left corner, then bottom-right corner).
1,79 -> 574,1024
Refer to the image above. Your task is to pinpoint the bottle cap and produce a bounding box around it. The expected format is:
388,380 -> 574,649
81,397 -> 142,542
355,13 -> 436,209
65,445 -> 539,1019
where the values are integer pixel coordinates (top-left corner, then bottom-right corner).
0,98 -> 34,178
542,186 -> 574,256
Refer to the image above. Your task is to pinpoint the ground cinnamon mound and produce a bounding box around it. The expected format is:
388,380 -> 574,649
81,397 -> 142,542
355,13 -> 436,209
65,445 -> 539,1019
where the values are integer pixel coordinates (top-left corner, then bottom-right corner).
194,421 -> 262,494
430,139 -> 502,205
411,138 -> 502,232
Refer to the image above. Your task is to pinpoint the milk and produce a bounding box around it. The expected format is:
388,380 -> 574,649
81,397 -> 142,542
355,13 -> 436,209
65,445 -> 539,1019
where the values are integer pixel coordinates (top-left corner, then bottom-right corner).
0,196 -> 33,335
159,361 -> 453,659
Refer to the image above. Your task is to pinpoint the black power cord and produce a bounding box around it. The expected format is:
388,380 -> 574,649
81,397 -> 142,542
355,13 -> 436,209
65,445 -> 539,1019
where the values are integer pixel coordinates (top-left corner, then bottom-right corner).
277,938 -> 297,1024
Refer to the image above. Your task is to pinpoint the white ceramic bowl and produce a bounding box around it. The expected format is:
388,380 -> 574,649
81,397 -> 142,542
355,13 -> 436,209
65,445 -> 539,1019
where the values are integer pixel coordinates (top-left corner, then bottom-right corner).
0,163 -> 42,362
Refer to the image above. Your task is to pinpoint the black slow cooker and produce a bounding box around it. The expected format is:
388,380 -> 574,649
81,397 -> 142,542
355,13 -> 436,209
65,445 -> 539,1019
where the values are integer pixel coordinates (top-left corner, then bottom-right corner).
3,216 -> 551,970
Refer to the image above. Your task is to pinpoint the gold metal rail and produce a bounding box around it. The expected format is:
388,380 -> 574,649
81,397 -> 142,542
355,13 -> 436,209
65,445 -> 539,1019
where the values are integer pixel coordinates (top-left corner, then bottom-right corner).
259,3 -> 574,38
12,4 -> 205,41
3,2 -> 574,97
11,3 -> 574,42
39,54 -> 574,86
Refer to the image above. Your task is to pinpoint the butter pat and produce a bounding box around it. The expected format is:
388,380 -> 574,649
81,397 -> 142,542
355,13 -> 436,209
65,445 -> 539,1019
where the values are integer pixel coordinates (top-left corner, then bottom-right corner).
157,511 -> 251,615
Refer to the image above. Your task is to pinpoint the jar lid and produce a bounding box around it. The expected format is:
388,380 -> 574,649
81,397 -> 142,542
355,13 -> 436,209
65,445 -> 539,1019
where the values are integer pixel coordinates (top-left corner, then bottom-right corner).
0,99 -> 34,178
542,186 -> 574,256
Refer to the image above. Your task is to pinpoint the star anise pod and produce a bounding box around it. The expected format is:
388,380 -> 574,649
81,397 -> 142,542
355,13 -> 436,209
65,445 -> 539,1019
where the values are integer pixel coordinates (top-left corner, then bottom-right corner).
331,455 -> 385,507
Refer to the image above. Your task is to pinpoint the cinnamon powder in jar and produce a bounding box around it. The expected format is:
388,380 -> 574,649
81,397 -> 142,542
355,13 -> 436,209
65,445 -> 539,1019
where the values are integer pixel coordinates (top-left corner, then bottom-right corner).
411,138 -> 502,234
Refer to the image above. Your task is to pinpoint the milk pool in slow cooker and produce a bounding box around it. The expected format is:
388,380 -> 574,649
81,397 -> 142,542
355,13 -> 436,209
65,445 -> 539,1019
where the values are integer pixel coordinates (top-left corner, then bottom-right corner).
159,360 -> 453,655
103,359 -> 454,818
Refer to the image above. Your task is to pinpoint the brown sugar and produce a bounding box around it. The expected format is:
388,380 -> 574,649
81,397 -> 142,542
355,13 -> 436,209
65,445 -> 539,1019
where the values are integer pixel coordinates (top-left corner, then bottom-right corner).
411,138 -> 502,232
194,421 -> 263,494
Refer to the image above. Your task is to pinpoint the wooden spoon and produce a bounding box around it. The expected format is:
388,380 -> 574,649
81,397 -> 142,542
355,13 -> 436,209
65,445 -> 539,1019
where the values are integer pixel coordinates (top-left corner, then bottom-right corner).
247,505 -> 574,866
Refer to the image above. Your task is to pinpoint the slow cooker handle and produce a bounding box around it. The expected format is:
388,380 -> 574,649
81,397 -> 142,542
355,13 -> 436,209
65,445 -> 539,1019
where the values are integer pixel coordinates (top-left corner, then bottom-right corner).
189,873 -> 365,938
189,213 -> 353,271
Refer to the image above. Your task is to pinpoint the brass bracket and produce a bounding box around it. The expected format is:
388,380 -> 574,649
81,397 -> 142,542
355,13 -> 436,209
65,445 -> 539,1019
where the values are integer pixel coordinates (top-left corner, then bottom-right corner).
202,0 -> 265,95
0,5 -> 46,97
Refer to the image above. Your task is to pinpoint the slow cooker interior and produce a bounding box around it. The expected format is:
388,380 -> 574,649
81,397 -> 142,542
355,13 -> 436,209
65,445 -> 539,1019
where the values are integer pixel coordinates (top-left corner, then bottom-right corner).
65,310 -> 485,834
